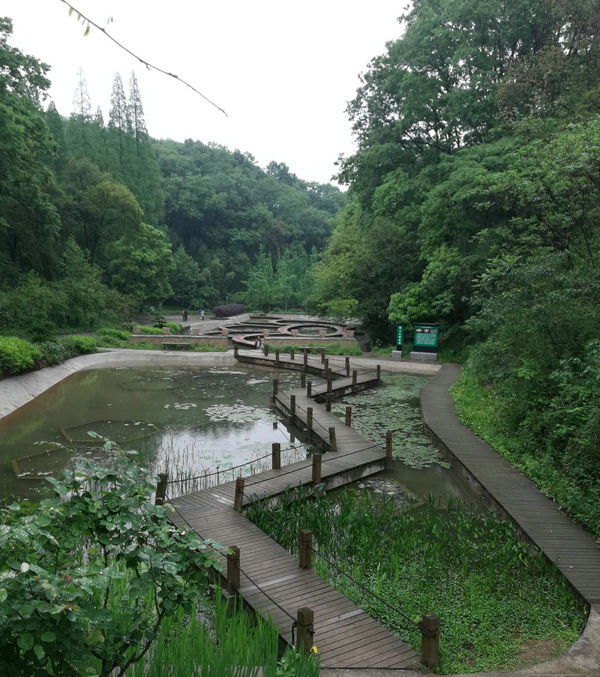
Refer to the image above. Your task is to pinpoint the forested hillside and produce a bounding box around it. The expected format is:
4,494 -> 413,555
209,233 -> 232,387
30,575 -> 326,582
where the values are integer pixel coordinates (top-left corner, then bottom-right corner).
0,16 -> 345,332
311,0 -> 600,535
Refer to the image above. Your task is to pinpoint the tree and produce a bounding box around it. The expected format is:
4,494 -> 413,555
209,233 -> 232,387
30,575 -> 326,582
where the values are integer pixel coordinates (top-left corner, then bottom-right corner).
106,222 -> 174,306
169,245 -> 201,307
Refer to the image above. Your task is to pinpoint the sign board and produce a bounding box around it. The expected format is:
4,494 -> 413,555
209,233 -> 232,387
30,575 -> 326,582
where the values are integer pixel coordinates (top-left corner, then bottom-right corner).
396,325 -> 403,346
413,324 -> 439,350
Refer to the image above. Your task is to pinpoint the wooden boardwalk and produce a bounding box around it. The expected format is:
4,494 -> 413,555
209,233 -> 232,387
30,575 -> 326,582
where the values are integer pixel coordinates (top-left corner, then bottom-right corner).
169,350 -> 420,669
421,363 -> 600,610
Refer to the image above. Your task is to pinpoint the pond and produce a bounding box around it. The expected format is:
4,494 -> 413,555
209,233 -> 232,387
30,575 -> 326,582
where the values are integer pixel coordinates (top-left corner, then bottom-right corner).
0,365 -> 312,500
0,365 -> 475,507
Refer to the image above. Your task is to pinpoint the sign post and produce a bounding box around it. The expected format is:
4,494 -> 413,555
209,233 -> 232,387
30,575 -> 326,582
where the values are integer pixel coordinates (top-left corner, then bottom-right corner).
410,323 -> 440,361
392,324 -> 404,361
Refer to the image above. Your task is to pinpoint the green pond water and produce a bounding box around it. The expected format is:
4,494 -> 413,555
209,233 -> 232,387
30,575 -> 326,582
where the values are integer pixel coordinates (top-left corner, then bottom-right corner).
0,366 -> 475,505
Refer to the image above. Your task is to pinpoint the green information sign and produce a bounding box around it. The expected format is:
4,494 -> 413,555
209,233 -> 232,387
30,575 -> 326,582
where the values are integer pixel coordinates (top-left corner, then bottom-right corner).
413,324 -> 439,349
396,325 -> 403,346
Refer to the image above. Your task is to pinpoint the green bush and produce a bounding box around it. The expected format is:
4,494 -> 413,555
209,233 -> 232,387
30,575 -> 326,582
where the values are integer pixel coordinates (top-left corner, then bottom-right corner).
0,336 -> 41,375
165,321 -> 181,333
137,326 -> 164,335
60,335 -> 97,357
265,342 -> 361,356
36,340 -> 66,366
26,320 -> 57,343
98,328 -> 130,342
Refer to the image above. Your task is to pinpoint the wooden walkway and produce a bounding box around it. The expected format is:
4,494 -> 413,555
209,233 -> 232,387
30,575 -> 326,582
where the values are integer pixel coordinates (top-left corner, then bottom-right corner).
421,363 -> 600,610
169,350 -> 420,669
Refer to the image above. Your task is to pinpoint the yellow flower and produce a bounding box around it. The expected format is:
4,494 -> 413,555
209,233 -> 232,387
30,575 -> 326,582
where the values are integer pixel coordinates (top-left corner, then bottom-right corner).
311,645 -> 318,654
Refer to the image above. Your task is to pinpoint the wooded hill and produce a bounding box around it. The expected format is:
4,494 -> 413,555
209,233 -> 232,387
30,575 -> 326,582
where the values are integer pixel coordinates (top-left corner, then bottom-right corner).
313,0 -> 600,537
0,15 -> 345,332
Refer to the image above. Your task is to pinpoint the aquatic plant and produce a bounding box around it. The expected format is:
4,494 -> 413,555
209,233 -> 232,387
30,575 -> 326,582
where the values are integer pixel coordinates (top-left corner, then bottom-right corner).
247,489 -> 586,674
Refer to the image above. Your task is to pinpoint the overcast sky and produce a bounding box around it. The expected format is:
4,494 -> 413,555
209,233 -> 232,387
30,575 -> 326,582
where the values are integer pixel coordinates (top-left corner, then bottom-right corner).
3,1 -> 406,185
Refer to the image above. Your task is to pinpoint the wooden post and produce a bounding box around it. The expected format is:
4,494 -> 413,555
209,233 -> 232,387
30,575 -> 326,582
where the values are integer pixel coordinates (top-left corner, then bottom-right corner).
307,407 -> 313,442
377,364 -> 381,384
386,430 -> 393,467
227,546 -> 240,595
345,356 -> 350,376
275,350 -> 280,366
299,529 -> 312,569
324,358 -> 329,372
290,394 -> 296,419
306,381 -> 312,397
325,394 -> 331,412
419,613 -> 440,670
290,347 -> 295,360
352,369 -> 357,391
233,344 -> 239,357
303,350 -> 308,367
234,477 -> 244,512
312,454 -> 321,484
272,442 -> 281,470
264,343 -> 269,356
320,349 -> 325,363
345,406 -> 352,426
296,607 -> 314,654
300,372 -> 306,388
155,472 -> 168,506
329,426 -> 337,452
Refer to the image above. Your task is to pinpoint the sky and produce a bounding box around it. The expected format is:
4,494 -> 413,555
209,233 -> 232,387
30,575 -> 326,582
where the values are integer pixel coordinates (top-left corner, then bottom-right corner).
3,0 -> 406,185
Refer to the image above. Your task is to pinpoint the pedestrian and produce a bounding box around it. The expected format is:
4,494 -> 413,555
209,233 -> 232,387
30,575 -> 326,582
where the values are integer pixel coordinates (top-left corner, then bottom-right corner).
200,309 -> 205,320
182,309 -> 188,321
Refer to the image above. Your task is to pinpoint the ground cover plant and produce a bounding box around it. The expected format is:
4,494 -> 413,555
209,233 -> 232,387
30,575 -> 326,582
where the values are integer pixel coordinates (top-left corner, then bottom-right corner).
247,490 -> 586,674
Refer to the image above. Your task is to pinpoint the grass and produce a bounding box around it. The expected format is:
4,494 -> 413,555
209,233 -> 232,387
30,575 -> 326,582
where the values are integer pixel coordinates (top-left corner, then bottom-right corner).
247,490 -> 586,674
124,588 -> 320,676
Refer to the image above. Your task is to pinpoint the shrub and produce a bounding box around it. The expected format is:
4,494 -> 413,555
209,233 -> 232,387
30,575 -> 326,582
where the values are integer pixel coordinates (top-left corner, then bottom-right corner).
60,335 -> 97,357
165,321 -> 181,333
36,340 -> 66,366
137,326 -> 164,335
213,303 -> 244,317
26,320 -> 57,343
0,336 -> 41,375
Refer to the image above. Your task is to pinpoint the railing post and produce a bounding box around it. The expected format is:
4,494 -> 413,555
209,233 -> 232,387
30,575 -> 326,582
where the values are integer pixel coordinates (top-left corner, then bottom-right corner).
275,350 -> 280,366
296,607 -> 314,654
345,406 -> 352,426
264,343 -> 269,356
307,407 -> 313,442
290,347 -> 295,360
323,358 -> 329,372
290,394 -> 296,420
386,430 -> 393,468
329,426 -> 337,452
312,453 -> 321,484
352,369 -> 357,392
155,472 -> 168,506
299,529 -> 312,569
233,344 -> 239,358
300,372 -> 306,388
327,370 -> 333,393
325,393 -> 331,412
377,364 -> 381,384
303,350 -> 308,367
419,613 -> 440,670
227,545 -> 240,595
272,442 -> 281,470
272,378 -> 279,402
234,477 -> 244,512
320,349 -> 325,363
307,381 -> 312,397
345,356 -> 350,376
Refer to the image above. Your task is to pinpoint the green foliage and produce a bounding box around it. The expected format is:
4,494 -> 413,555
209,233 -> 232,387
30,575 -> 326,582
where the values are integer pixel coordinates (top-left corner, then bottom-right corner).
36,340 -> 66,366
163,321 -> 181,333
136,325 -> 164,335
97,327 -> 130,342
60,334 -> 97,356
0,336 -> 41,375
248,491 -> 586,673
0,449 -> 217,677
